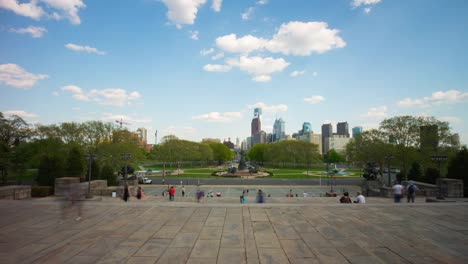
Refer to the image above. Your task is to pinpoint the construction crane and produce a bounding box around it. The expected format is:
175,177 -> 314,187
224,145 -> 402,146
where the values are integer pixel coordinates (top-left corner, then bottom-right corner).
115,118 -> 131,128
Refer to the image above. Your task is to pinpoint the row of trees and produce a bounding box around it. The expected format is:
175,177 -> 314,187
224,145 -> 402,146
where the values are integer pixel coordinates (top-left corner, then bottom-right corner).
246,140 -> 322,166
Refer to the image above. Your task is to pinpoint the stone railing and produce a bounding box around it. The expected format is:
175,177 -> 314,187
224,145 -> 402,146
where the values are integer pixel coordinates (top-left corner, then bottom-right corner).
0,185 -> 31,200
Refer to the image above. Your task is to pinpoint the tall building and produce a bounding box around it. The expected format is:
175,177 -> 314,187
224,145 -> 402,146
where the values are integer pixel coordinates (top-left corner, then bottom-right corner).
136,128 -> 147,143
321,124 -> 333,154
302,122 -> 312,133
273,118 -> 285,142
352,126 -> 363,138
296,132 -> 322,154
324,135 -> 351,154
251,108 -> 265,146
337,122 -> 349,137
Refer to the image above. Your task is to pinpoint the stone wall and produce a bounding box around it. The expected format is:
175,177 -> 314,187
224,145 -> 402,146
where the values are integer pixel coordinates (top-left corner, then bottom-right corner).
0,185 -> 31,200
55,177 -> 80,196
438,178 -> 464,198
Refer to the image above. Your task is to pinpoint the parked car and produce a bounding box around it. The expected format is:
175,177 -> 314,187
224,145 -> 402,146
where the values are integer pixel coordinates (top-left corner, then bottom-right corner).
138,177 -> 152,184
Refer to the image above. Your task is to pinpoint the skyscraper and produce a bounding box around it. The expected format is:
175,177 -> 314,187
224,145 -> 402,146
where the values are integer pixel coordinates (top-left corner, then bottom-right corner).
137,128 -> 147,143
337,122 -> 349,137
251,108 -> 263,146
321,123 -> 333,154
273,118 -> 285,142
352,126 -> 363,138
302,122 -> 312,134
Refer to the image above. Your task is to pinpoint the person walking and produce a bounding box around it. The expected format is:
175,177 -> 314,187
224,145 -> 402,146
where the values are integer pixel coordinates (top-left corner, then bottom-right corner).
169,186 -> 175,201
354,192 -> 366,204
136,186 -> 144,200
182,186 -> 185,197
123,184 -> 130,202
406,181 -> 419,203
392,181 -> 404,203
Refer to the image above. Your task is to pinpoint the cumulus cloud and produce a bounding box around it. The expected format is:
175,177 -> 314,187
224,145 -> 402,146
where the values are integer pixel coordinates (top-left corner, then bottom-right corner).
10,25 -> 47,38
397,90 -> 468,107
364,7 -> 371,13
304,95 -> 324,104
189,30 -> 199,40
226,55 -> 289,81
290,70 -> 305,77
215,21 -> 345,56
241,7 -> 254,20
257,0 -> 268,4
3,110 -> 37,118
252,75 -> 271,82
352,0 -> 381,7
200,48 -> 214,56
203,64 -> 232,72
65,43 -> 106,55
0,63 -> 48,89
248,102 -> 288,113
362,106 -> 388,119
162,0 -> 206,27
61,85 -> 141,106
211,0 -> 222,12
216,34 -> 266,54
0,0 -> 85,25
192,111 -> 242,122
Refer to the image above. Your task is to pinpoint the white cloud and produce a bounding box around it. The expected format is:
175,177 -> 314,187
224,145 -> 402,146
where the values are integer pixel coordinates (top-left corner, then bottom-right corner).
189,30 -> 199,40
364,7 -> 371,13
65,43 -> 106,55
304,96 -> 324,104
352,0 -> 381,7
41,0 -> 86,25
216,34 -> 266,54
211,52 -> 224,60
0,0 -> 85,25
266,21 -> 346,56
290,70 -> 305,77
61,85 -> 141,107
362,106 -> 388,119
439,116 -> 463,124
215,21 -> 345,56
397,90 -> 468,107
10,25 -> 47,38
247,102 -> 288,114
0,0 -> 44,20
3,110 -> 37,118
211,0 -> 222,12
257,0 -> 268,5
162,0 -> 206,27
203,64 -> 232,72
226,55 -> 289,81
200,48 -> 214,56
252,75 -> 271,82
0,63 -> 48,89
192,111 -> 242,122
241,7 -> 254,20
52,91 -> 59,96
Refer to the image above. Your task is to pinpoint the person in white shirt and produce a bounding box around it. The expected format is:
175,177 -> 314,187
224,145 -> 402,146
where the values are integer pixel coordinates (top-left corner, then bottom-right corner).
392,182 -> 404,203
354,192 -> 366,204
303,191 -> 308,198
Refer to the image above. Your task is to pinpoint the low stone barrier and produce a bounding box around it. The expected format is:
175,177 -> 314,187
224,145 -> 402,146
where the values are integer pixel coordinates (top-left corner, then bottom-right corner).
0,185 -> 31,200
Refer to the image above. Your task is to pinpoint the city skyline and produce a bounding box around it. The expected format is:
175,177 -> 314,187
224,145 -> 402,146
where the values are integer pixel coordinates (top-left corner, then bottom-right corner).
1,0 -> 467,145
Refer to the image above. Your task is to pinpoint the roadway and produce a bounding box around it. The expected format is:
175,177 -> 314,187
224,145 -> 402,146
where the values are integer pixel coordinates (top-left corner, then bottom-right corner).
147,177 -> 363,186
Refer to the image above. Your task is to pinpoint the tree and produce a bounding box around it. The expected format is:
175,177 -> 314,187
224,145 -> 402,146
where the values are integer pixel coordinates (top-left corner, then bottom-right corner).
325,149 -> 345,164
208,142 -> 234,165
447,147 -> 468,197
247,144 -> 267,165
66,145 -> 85,178
100,164 -> 116,186
37,155 -> 65,186
408,162 -> 422,181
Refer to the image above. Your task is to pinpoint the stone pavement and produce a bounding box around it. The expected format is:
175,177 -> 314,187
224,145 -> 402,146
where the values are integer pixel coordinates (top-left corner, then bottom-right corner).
1,199 -> 468,264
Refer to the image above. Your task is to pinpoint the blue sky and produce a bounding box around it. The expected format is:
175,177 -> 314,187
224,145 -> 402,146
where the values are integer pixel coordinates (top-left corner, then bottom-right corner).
1,0 -> 468,145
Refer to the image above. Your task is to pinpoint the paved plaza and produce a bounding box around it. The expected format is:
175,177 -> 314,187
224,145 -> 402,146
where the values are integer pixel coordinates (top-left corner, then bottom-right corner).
1,197 -> 468,264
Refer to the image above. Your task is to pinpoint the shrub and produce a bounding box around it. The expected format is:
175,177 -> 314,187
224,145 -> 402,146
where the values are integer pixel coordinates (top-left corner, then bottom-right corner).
31,186 -> 53,197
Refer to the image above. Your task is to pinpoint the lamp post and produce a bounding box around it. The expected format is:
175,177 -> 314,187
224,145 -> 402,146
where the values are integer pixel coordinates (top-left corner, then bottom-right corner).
121,153 -> 132,185
431,155 -> 447,199
385,154 -> 394,186
84,153 -> 97,198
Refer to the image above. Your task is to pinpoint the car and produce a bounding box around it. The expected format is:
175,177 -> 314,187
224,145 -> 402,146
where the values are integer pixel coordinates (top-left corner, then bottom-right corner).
138,177 -> 152,184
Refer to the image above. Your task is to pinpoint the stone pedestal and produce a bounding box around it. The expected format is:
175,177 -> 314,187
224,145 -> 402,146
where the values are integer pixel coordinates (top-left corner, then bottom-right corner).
0,185 -> 31,200
437,178 -> 464,198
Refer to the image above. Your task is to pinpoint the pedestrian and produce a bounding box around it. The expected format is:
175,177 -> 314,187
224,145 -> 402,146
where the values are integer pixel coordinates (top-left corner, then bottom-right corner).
169,186 -> 175,201
257,189 -> 264,203
303,191 -> 308,198
240,195 -> 245,204
182,186 -> 185,197
406,181 -> 419,203
123,184 -> 130,202
392,181 -> 404,203
136,186 -> 143,200
340,192 -> 352,203
354,192 -> 366,204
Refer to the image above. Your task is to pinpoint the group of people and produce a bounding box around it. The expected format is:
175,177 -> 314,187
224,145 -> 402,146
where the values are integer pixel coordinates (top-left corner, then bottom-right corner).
392,181 -> 419,203
339,192 -> 366,203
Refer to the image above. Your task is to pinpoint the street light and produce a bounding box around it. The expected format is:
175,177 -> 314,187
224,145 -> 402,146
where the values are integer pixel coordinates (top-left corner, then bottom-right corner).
385,154 -> 394,186
121,153 -> 132,185
431,155 -> 447,199
84,153 -> 97,198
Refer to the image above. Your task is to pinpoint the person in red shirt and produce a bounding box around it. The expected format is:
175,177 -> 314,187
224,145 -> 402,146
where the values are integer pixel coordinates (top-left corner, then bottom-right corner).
169,186 -> 175,201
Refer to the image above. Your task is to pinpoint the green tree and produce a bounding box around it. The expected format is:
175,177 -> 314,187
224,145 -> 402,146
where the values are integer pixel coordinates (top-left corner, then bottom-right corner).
408,162 -> 422,181
100,163 -> 116,185
447,147 -> 468,196
66,145 -> 85,178
247,143 -> 267,165
208,142 -> 234,165
37,155 -> 65,186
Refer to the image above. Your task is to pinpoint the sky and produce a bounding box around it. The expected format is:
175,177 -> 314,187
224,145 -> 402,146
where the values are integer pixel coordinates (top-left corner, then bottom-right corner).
1,0 -> 468,145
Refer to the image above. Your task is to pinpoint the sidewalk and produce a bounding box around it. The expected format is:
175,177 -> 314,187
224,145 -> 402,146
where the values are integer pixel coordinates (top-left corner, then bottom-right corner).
1,199 -> 467,263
